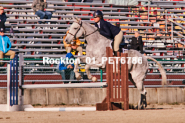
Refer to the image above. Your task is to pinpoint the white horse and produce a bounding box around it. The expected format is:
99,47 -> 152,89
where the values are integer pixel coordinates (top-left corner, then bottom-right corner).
64,17 -> 167,109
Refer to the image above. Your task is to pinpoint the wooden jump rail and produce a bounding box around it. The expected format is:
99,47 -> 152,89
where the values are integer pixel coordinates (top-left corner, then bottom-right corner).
96,47 -> 129,111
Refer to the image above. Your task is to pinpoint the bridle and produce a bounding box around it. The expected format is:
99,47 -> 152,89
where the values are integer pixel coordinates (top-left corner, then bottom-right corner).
68,22 -> 82,39
67,21 -> 98,39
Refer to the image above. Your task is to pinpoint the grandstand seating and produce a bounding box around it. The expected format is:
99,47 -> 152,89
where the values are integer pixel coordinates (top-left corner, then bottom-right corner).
0,0 -> 185,87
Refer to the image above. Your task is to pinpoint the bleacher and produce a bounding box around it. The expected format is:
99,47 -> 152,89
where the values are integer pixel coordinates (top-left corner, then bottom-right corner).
0,0 -> 185,87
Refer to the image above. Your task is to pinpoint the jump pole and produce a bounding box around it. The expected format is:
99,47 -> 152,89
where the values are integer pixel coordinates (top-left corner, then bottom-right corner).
25,107 -> 96,112
22,82 -> 107,89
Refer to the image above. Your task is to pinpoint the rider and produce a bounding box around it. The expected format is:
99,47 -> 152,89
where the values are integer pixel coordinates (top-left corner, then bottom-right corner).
93,10 -> 123,56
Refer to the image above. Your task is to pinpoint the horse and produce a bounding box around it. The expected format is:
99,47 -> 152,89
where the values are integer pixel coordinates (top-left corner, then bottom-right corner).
64,17 -> 167,109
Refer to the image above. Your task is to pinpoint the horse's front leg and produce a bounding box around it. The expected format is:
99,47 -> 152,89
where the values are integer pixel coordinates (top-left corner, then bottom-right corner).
85,64 -> 97,82
85,61 -> 104,82
74,57 -> 83,80
74,58 -> 81,80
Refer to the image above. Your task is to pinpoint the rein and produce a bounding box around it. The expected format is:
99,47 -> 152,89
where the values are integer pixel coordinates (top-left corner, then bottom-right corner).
84,28 -> 99,38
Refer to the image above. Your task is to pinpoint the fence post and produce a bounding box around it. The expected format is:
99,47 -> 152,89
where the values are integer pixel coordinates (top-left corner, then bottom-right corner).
100,69 -> 103,82
10,61 -> 12,106
16,55 -> 18,105
18,53 -> 24,107
171,14 -> 174,56
148,1 -> 150,22
13,57 -> 15,105
121,53 -> 129,110
165,9 -> 167,33
7,64 -> 10,111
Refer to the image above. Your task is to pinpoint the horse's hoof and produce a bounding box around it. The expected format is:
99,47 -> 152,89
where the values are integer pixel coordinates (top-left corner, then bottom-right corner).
137,100 -> 141,110
134,105 -> 139,110
92,77 -> 97,82
143,100 -> 147,108
141,105 -> 145,110
76,75 -> 81,80
141,94 -> 147,108
75,72 -> 81,80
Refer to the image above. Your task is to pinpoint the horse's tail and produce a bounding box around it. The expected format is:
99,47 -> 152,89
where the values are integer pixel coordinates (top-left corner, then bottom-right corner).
146,56 -> 167,86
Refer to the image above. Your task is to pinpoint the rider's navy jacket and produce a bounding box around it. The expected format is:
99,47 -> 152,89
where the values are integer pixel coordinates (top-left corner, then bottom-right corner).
0,13 -> 7,23
94,19 -> 121,40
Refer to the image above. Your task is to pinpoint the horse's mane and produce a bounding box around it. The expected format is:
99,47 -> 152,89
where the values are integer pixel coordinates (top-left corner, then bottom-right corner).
82,20 -> 112,44
82,21 -> 97,31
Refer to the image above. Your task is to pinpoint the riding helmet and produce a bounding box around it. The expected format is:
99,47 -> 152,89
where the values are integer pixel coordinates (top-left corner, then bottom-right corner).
93,10 -> 103,18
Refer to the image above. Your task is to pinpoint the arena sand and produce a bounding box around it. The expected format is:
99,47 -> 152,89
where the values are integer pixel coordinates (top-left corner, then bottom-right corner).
0,104 -> 185,123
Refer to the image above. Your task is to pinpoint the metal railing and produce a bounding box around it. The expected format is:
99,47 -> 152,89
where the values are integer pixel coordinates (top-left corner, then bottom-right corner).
168,15 -> 185,55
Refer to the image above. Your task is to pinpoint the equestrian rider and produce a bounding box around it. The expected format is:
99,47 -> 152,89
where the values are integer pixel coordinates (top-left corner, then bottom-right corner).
93,10 -> 123,56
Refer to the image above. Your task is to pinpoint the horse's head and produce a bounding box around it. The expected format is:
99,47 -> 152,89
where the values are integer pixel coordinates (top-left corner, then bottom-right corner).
65,17 -> 85,44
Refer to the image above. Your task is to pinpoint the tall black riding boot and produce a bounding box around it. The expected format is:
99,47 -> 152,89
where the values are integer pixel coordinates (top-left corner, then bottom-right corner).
113,51 -> 117,56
